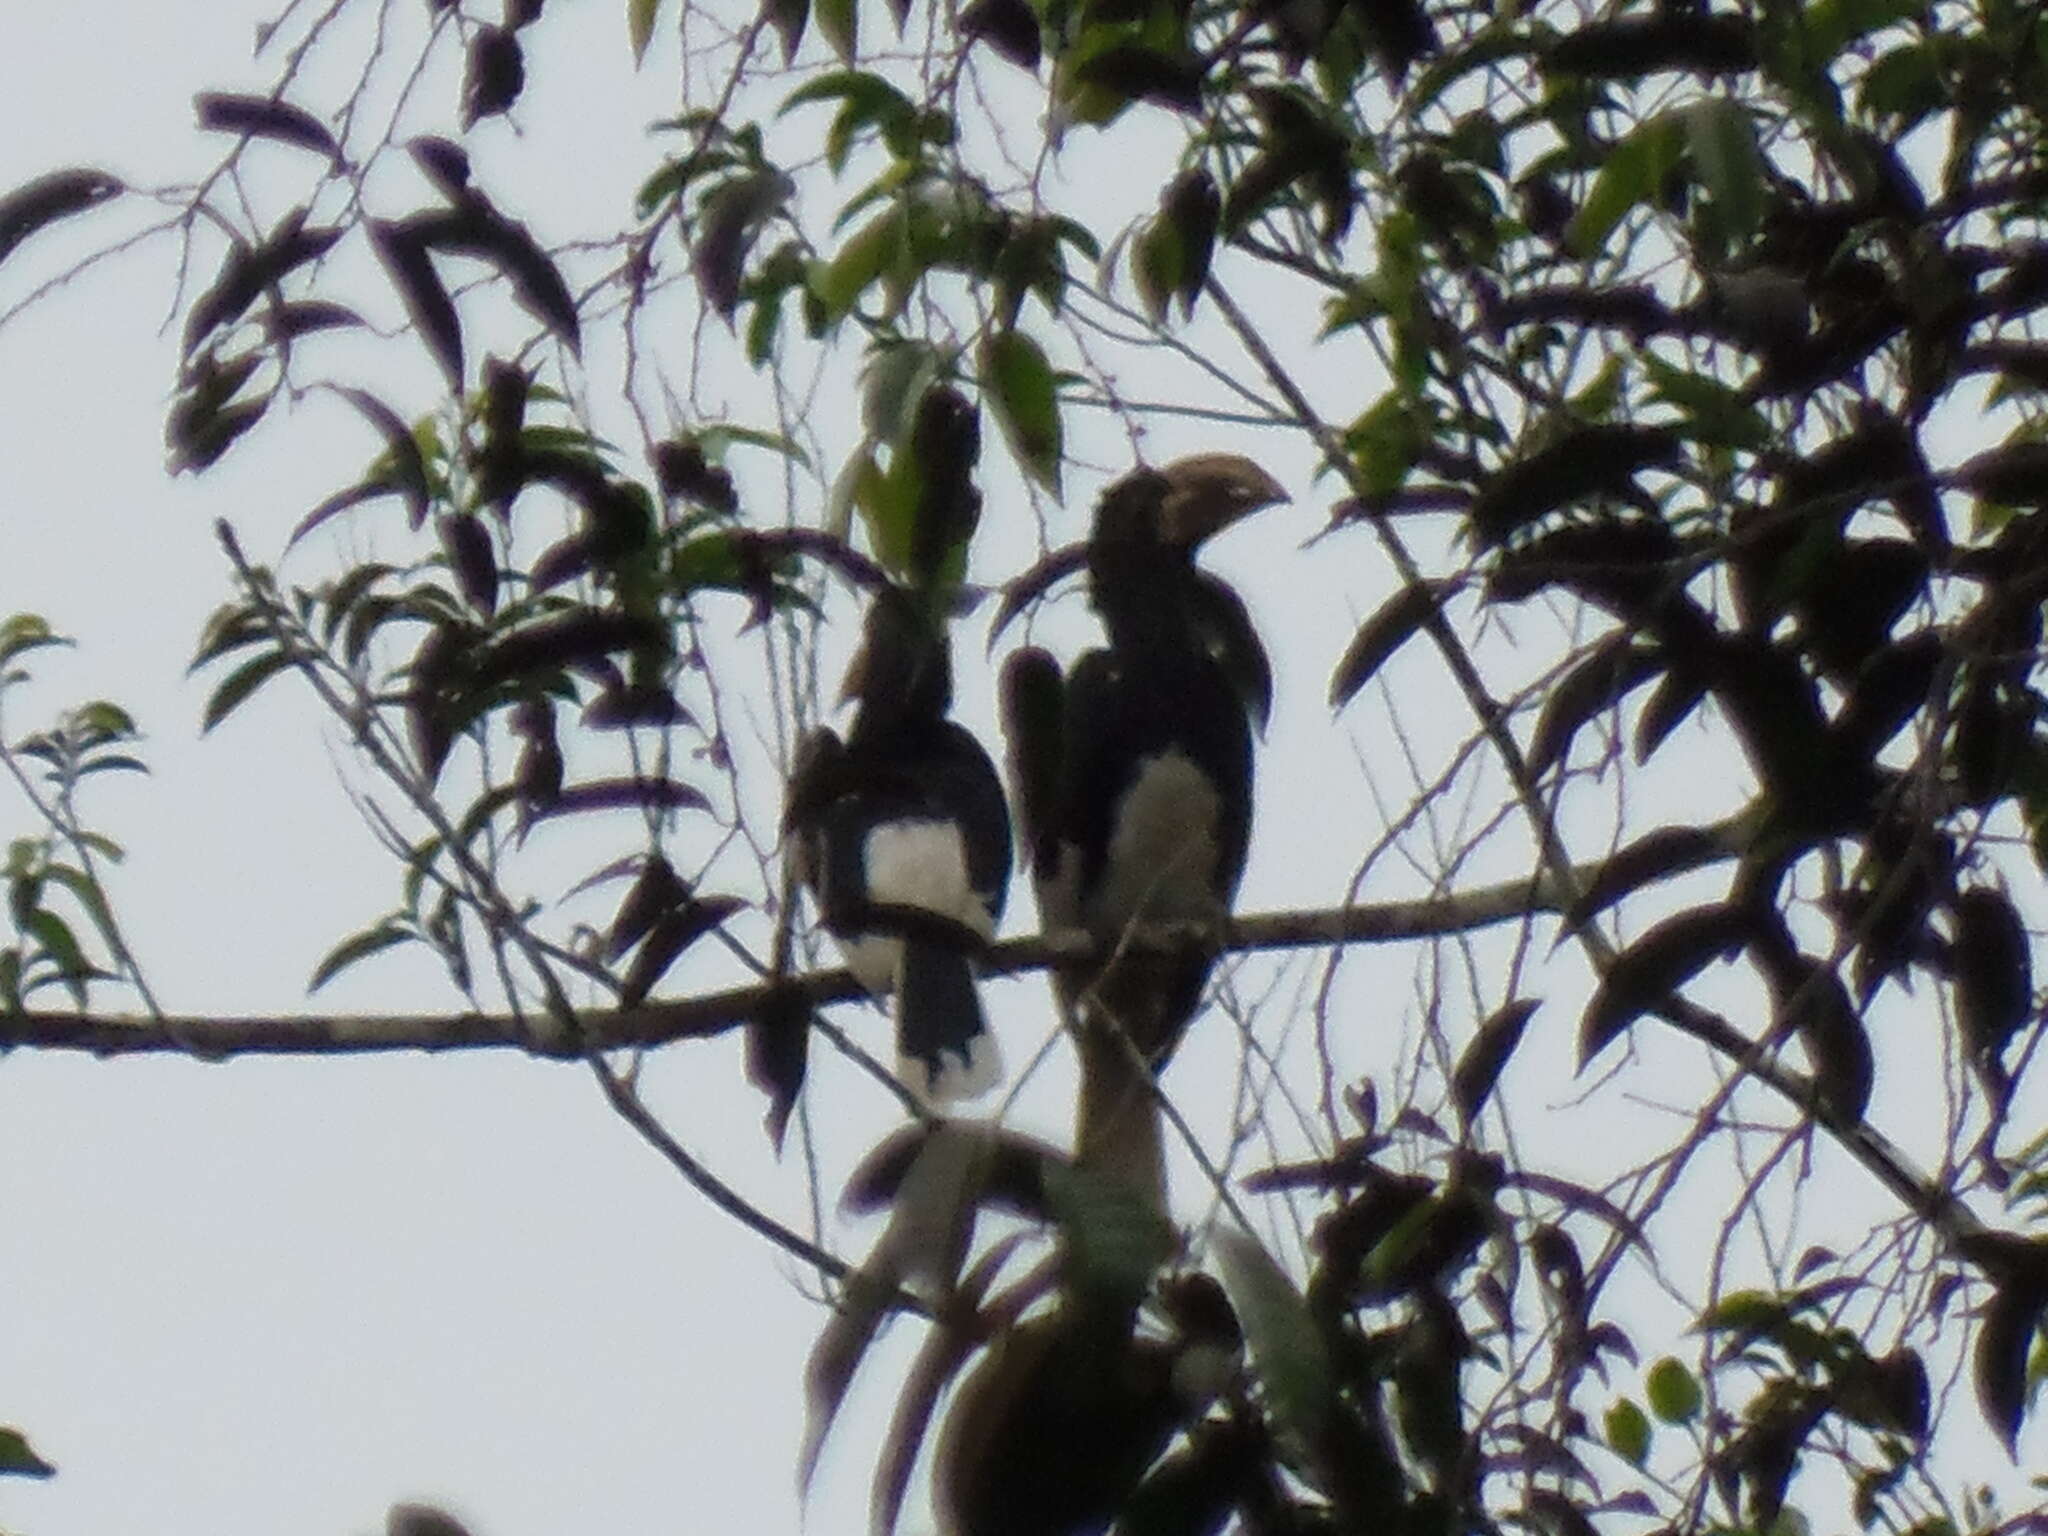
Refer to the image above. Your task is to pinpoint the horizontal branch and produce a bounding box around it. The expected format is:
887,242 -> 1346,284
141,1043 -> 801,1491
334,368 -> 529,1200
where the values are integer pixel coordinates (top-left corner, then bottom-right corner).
0,867 -> 1586,1058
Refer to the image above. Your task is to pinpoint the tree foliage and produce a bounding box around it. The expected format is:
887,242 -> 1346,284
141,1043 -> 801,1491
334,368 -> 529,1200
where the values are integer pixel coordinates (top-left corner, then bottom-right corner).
5,0 -> 2048,1532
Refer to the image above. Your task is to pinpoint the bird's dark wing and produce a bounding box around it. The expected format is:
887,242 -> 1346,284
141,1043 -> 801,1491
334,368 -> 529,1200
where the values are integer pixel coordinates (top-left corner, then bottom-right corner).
927,720 -> 1013,923
999,645 -> 1066,877
1054,648 -> 1132,906
1185,572 -> 1273,737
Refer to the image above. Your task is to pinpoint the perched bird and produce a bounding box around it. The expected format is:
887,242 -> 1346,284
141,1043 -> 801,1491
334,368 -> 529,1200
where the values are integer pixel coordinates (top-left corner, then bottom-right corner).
1002,453 -> 1285,1207
787,587 -> 1013,1102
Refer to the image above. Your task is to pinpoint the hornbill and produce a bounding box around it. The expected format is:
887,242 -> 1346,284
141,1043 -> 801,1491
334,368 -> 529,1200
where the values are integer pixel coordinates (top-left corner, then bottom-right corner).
1001,453 -> 1285,1208
786,586 -> 1013,1102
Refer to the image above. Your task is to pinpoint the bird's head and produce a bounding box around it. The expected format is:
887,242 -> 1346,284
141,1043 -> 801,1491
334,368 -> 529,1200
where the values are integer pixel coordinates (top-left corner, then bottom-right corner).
841,586 -> 953,727
1094,453 -> 1287,554
987,454 -> 1287,649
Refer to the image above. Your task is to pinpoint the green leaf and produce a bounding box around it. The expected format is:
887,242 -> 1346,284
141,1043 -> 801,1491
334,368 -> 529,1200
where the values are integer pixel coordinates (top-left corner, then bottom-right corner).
691,423 -> 810,469
1567,112 -> 1683,258
825,443 -> 882,545
1856,43 -> 1946,133
812,211 -> 898,322
1214,1228 -> 1335,1453
628,0 -> 662,63
1131,217 -> 1177,326
38,863 -> 121,955
1646,1356 -> 1703,1423
1642,353 -> 1768,448
781,71 -> 918,174
23,908 -> 90,983
309,918 -> 414,992
1041,1161 -> 1177,1298
201,646 -> 297,732
0,1426 -> 55,1479
0,613 -> 71,669
816,0 -> 856,62
1605,1397 -> 1651,1465
1683,97 -> 1763,244
861,339 -> 945,443
980,328 -> 1061,492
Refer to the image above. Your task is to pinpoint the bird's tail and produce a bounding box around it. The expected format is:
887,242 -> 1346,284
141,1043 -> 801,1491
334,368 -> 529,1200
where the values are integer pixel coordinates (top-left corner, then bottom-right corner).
1068,947 -> 1212,1219
1074,1021 -> 1167,1219
898,941 -> 1001,1103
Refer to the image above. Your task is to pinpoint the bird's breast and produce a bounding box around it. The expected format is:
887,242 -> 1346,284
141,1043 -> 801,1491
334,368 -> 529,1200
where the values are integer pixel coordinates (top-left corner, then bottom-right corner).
863,818 -> 997,935
1084,749 -> 1224,933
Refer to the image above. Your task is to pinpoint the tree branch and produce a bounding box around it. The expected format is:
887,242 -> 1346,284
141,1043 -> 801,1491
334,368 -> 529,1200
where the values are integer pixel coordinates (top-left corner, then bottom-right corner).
0,866 -> 1608,1056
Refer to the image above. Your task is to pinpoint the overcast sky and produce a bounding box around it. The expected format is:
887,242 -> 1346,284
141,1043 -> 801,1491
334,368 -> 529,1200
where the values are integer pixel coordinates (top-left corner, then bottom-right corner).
2,6 -> 2043,1536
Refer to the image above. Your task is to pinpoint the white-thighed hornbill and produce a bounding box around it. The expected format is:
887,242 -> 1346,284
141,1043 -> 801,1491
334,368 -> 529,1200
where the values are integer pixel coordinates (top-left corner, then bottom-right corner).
787,586 -> 1012,1102
1001,453 -> 1284,1207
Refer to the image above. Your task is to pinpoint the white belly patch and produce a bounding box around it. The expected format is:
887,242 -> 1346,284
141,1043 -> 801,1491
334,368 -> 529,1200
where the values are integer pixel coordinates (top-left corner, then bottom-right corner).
1088,750 -> 1223,931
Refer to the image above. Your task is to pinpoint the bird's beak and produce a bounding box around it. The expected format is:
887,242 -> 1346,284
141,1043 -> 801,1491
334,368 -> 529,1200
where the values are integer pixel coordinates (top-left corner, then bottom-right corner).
1155,453 -> 1288,548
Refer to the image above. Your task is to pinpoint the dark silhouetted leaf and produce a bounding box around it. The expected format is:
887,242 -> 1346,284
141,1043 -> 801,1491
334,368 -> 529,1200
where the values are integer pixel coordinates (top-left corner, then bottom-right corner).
607,855 -> 689,963
410,136 -> 473,200
438,515 -> 498,614
1069,45 -> 1206,115
167,386 -> 270,475
1451,998 -> 1536,1126
265,299 -> 364,341
1633,668 -> 1708,763
195,92 -> 343,162
1974,1277 -> 2048,1453
618,895 -> 744,1006
1953,886 -> 2031,1071
1794,538 -> 1927,680
532,778 -> 712,823
335,387 -> 432,528
694,170 -> 792,321
1951,439 -> 2048,508
1581,903 -> 1752,1064
185,215 -> 342,353
958,0 -> 1038,70
1544,13 -> 1756,79
1832,630 -> 1942,759
1329,580 -> 1448,709
462,26 -> 525,127
202,647 -> 297,732
1487,515 -> 1686,619
470,611 -> 666,693
370,220 -> 463,388
309,919 -> 414,992
1468,423 -> 1682,546
412,205 -> 581,353
1751,927 -> 1873,1124
0,167 -> 123,269
1527,638 -> 1663,779
754,0 -> 804,59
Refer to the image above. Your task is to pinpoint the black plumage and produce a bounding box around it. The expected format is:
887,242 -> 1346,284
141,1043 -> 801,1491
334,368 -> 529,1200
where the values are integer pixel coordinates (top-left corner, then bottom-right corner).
788,588 -> 1012,1102
1003,454 -> 1284,1205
